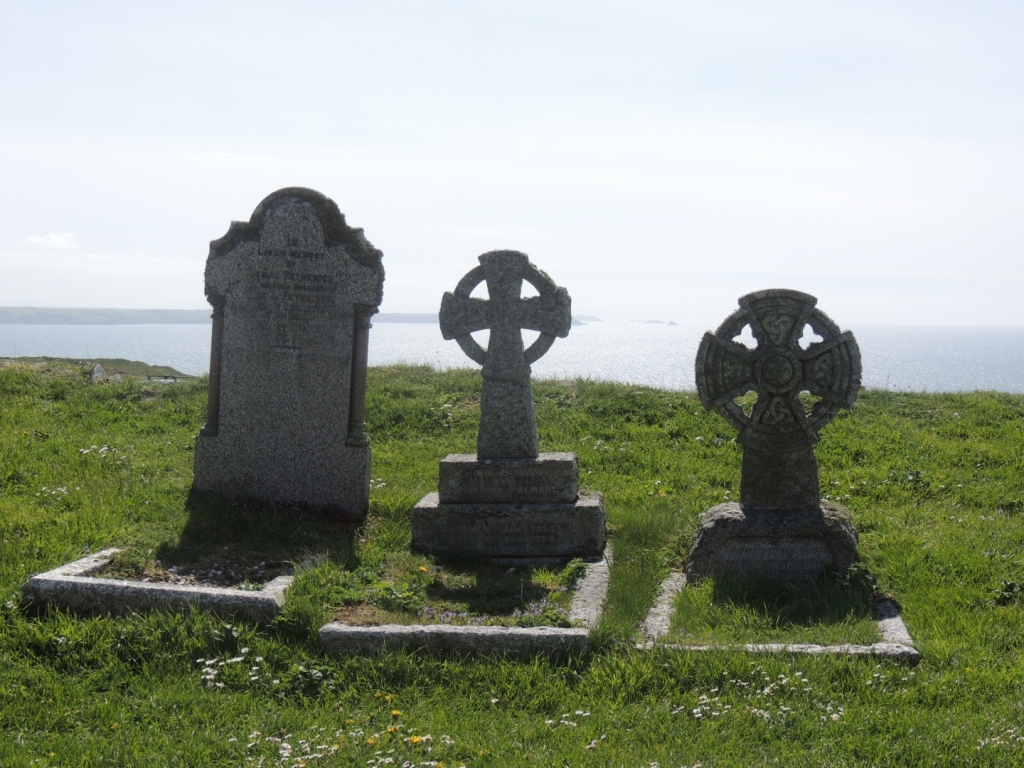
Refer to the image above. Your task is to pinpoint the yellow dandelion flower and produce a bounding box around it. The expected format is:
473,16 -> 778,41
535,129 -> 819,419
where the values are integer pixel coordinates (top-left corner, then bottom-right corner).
366,737 -> 376,746
410,735 -> 422,745
419,566 -> 429,572
385,694 -> 395,702
391,709 -> 401,717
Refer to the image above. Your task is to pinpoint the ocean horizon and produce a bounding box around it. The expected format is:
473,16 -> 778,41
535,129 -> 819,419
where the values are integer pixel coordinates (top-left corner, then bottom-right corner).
2,321 -> 1023,394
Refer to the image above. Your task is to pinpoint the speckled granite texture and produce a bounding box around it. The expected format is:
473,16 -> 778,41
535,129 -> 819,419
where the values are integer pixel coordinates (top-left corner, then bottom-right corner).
415,251 -> 604,557
412,491 -> 605,558
21,549 -> 292,624
685,501 -> 860,582
690,289 -> 861,580
438,452 -> 578,504
192,187 -> 384,519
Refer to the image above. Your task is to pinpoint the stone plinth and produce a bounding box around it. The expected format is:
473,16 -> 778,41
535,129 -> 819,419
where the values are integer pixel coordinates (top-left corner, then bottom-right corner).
686,501 -> 859,582
438,452 -> 578,504
192,187 -> 384,520
412,491 -> 605,558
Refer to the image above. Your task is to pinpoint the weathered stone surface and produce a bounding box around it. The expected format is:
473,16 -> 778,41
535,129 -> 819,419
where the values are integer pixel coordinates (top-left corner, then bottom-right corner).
641,571 -> 687,640
568,546 -> 612,629
439,250 -> 571,459
686,501 -> 859,582
412,491 -> 605,558
740,446 -> 820,512
689,289 -> 860,582
438,452 -> 578,504
695,288 -> 860,511
21,549 -> 292,623
416,251 -> 602,558
192,187 -> 384,519
644,641 -> 920,664
320,623 -> 589,658
875,598 -> 916,646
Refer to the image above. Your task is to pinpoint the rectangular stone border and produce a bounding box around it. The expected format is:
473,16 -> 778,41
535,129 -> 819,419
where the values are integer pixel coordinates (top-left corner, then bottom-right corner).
638,571 -> 921,665
21,548 -> 293,624
320,547 -> 612,657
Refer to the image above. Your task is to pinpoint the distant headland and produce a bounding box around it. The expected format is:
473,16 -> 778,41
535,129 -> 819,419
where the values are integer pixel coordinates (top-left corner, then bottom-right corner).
0,308 -> 602,326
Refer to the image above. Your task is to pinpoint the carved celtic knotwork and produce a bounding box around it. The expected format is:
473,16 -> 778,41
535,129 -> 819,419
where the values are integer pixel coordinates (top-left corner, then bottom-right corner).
695,289 -> 861,452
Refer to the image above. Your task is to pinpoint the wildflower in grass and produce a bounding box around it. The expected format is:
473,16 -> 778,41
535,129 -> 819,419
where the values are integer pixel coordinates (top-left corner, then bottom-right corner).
391,709 -> 401,717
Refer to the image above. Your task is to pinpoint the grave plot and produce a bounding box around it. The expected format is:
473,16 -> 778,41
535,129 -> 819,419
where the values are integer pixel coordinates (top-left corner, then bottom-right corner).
21,548 -> 294,624
645,289 -> 919,663
320,548 -> 610,657
322,250 -> 610,657
639,570 -> 919,663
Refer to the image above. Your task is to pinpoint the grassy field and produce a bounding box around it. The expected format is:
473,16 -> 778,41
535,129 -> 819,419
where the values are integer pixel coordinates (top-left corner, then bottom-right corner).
2,360 -> 1024,766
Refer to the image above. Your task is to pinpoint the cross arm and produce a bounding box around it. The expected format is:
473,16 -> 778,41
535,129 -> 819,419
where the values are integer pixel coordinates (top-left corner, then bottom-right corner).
439,293 -> 491,340
516,289 -> 571,338
695,333 -> 758,410
798,331 -> 861,408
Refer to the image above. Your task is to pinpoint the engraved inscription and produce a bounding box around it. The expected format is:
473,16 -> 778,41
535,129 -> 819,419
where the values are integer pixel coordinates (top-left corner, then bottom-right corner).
714,539 -> 833,580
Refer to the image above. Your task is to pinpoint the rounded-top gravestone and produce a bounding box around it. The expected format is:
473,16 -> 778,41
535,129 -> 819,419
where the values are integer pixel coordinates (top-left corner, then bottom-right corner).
192,187 -> 384,520
688,289 -> 861,582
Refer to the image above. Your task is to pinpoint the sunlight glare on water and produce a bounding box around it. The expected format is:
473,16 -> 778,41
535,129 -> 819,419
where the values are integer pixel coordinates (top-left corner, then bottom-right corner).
2,322 -> 1023,393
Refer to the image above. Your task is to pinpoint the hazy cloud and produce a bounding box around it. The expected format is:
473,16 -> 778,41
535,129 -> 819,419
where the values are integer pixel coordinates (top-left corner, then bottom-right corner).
23,233 -> 80,250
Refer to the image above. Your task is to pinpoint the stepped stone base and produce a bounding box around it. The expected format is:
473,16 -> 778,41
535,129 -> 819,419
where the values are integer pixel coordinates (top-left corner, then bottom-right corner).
686,501 -> 859,582
438,452 -> 578,504
411,491 -> 605,558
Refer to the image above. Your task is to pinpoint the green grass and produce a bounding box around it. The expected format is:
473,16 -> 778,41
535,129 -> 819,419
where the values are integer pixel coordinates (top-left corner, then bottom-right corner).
7,357 -> 191,378
2,360 -> 1024,765
668,569 -> 881,645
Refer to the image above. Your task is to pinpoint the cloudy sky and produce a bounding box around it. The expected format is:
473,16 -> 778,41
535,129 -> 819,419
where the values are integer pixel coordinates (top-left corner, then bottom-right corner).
1,1 -> 1021,326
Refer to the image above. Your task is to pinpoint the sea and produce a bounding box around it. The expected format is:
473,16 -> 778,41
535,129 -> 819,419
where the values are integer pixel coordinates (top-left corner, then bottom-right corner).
2,322 -> 1023,393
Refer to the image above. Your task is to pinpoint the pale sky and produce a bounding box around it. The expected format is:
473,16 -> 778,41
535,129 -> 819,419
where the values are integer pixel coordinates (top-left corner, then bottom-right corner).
1,1 -> 1022,326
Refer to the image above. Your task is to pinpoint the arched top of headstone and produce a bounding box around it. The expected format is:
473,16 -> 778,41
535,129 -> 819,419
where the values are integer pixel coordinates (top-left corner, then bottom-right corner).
208,187 -> 383,270
695,288 -> 861,452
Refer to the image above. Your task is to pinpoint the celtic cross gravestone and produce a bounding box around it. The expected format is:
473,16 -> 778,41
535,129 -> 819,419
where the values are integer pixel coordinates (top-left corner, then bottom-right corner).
687,289 -> 861,581
439,249 -> 571,458
192,187 -> 384,520
412,250 -> 605,558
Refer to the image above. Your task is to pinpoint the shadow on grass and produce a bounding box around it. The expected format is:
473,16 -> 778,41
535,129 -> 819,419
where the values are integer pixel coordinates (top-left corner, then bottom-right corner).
672,565 -> 882,645
421,559 -> 560,616
154,489 -> 360,569
708,565 -> 878,628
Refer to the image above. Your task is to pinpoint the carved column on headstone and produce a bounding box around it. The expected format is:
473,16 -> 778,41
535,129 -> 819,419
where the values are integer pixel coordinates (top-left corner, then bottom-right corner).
201,294 -> 225,436
346,304 -> 377,447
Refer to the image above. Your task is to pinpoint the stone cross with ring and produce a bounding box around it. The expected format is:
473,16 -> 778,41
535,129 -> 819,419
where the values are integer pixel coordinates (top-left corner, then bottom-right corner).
695,288 -> 861,510
440,250 -> 571,459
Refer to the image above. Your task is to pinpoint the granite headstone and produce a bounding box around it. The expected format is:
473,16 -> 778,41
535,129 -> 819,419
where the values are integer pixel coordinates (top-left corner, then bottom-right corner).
192,187 -> 384,520
688,288 -> 861,581
411,250 -> 605,558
